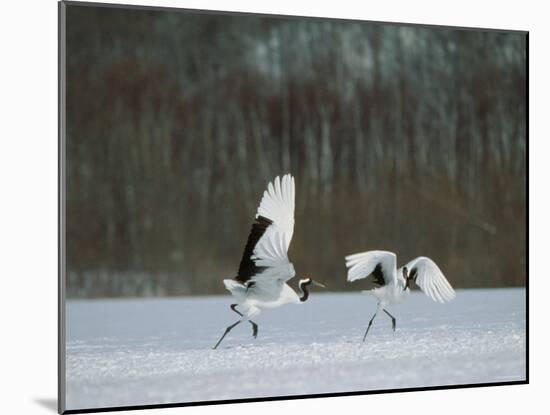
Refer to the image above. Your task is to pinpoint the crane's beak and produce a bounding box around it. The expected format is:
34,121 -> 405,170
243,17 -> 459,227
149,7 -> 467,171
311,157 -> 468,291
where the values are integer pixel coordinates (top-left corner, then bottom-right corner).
312,280 -> 326,288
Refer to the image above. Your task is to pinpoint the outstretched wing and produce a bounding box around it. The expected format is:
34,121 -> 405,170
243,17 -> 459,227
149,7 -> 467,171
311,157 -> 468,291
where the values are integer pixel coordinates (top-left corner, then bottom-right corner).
404,256 -> 456,303
345,250 -> 397,286
235,174 -> 296,286
235,215 -> 273,283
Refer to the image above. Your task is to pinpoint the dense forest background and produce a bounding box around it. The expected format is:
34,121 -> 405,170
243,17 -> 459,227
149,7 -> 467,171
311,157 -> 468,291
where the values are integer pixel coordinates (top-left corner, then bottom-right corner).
65,5 -> 526,298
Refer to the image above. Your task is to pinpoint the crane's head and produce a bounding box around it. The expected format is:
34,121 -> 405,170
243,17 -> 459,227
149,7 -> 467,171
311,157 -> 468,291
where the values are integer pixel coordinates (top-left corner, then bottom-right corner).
298,277 -> 326,302
299,277 -> 326,289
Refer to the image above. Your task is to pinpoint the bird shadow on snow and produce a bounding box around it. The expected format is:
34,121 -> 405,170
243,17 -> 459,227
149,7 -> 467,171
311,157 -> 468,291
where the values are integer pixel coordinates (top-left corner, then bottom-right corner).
34,398 -> 57,412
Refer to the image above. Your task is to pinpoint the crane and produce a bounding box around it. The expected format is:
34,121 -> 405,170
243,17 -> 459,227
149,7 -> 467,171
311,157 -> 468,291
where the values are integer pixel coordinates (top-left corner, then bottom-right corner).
345,250 -> 456,342
213,174 -> 324,349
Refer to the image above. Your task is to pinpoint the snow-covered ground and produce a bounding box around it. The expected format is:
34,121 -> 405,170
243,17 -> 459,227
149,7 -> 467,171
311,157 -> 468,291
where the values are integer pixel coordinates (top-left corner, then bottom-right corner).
65,288 -> 526,411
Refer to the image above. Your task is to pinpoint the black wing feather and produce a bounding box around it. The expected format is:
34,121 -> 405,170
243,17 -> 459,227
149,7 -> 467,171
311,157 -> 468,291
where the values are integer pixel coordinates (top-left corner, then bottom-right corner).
356,263 -> 387,289
409,267 -> 418,282
371,263 -> 386,287
406,266 -> 419,289
235,215 -> 273,283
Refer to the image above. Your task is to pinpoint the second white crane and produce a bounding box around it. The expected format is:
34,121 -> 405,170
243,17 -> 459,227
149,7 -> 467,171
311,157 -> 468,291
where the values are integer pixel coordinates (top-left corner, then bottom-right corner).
345,250 -> 456,342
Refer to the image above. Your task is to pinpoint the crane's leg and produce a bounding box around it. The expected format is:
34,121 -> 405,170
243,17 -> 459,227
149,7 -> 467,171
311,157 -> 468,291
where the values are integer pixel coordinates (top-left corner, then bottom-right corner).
250,321 -> 258,338
213,320 -> 242,350
230,304 -> 242,316
230,304 -> 259,338
383,309 -> 396,332
362,311 -> 378,343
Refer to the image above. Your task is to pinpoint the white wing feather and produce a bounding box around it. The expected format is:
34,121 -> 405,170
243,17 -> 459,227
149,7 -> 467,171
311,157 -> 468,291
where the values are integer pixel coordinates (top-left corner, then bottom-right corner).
405,256 -> 456,303
251,174 -> 296,282
345,250 -> 397,285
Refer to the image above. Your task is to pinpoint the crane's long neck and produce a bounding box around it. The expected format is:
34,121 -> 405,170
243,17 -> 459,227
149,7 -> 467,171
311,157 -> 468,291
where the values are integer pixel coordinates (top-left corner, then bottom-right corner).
298,279 -> 312,302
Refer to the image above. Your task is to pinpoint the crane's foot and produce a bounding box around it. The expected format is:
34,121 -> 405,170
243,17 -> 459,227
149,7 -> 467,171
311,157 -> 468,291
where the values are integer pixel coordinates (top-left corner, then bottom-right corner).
362,312 -> 378,344
383,309 -> 397,332
213,320 -> 241,350
361,322 -> 373,343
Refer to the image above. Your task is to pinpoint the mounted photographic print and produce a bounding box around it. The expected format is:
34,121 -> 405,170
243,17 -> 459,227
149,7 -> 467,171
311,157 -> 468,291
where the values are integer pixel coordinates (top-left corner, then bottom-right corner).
58,1 -> 528,413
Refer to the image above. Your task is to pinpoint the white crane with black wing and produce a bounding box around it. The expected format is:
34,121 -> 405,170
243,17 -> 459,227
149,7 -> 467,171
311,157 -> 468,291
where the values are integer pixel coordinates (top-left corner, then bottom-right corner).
213,174 -> 324,349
